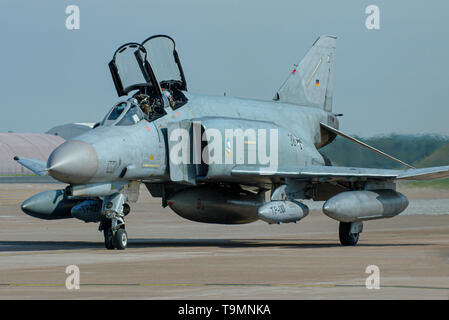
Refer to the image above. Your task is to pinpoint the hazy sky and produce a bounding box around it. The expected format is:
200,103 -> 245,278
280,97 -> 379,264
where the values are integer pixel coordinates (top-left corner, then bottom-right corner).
1,0 -> 448,136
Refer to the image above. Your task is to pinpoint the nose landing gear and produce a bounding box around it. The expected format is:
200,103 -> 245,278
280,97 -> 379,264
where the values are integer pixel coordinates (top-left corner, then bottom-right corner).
99,193 -> 130,250
100,220 -> 128,250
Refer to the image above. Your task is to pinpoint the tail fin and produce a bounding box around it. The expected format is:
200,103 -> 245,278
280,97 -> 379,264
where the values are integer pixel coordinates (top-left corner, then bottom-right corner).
274,35 -> 336,112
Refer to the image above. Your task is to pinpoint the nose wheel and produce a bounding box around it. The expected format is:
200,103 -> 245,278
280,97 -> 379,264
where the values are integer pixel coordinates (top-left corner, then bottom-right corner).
101,221 -> 128,250
113,227 -> 128,250
103,226 -> 114,250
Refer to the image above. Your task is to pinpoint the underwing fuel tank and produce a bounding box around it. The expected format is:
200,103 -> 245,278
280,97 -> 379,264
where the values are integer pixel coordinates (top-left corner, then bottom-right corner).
167,187 -> 264,224
323,189 -> 409,223
258,200 -> 309,224
21,190 -> 80,220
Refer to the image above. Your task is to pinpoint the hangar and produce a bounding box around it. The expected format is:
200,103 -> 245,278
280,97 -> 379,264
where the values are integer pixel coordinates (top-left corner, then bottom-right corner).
0,123 -> 92,175
0,133 -> 64,175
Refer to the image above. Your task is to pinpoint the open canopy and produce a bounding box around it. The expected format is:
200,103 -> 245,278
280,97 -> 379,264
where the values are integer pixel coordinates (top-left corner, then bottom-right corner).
141,35 -> 187,91
109,35 -> 187,97
109,42 -> 161,97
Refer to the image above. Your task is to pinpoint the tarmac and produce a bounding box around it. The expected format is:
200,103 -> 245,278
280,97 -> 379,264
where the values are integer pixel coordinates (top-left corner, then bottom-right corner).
0,182 -> 448,299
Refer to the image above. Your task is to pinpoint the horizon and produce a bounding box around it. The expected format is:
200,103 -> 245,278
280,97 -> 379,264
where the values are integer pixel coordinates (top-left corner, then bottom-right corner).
2,126 -> 449,140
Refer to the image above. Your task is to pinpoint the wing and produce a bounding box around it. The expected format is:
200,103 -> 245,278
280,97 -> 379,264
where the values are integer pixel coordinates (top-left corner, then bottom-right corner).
232,165 -> 449,182
13,156 -> 48,176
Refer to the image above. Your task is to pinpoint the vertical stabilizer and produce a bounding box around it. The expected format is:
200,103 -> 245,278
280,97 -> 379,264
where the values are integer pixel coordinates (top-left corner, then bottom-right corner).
274,35 -> 336,111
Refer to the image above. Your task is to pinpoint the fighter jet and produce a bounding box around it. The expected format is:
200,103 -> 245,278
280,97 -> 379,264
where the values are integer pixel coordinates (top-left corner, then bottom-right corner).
15,35 -> 449,250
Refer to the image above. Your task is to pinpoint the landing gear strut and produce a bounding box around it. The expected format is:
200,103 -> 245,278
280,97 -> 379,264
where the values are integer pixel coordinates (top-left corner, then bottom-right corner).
339,221 -> 363,246
99,193 -> 130,250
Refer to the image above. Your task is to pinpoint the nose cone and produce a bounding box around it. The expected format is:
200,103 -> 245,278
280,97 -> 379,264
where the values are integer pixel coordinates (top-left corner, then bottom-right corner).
47,140 -> 98,184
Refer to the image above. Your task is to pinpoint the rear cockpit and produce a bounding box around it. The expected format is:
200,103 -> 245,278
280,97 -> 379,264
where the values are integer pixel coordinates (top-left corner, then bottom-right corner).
105,35 -> 188,126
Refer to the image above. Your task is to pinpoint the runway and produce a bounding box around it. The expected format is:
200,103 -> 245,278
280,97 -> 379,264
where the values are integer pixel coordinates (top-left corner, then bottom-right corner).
0,183 -> 448,299
0,176 -> 57,184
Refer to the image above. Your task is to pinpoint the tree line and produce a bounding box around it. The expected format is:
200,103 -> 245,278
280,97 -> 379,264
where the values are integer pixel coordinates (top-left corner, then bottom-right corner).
320,134 -> 449,169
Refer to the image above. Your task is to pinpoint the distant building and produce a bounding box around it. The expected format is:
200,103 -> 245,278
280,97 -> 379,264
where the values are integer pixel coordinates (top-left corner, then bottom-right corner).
1,123 -> 93,175
0,133 -> 64,175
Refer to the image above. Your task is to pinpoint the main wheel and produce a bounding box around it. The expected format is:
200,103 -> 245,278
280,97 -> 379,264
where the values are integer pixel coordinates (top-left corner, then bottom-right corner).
104,228 -> 114,250
339,222 -> 359,246
112,228 -> 128,250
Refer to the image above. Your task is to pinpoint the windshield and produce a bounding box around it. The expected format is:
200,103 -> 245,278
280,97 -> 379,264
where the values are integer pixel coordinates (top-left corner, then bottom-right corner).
102,99 -> 145,126
107,102 -> 127,121
116,104 -> 144,126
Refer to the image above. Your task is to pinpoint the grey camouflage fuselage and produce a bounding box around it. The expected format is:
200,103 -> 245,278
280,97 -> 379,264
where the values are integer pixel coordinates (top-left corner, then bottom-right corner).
62,93 -> 334,185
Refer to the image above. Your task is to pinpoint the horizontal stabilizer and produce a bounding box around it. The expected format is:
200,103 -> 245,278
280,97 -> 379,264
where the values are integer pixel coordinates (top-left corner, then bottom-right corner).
13,156 -> 48,176
320,122 -> 414,169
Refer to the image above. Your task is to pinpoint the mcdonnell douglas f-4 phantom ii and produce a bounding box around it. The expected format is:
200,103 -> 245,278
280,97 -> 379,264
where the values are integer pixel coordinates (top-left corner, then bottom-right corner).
15,35 -> 449,250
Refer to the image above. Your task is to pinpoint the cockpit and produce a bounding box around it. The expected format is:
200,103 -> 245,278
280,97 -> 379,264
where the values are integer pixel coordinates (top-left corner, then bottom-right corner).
100,35 -> 188,127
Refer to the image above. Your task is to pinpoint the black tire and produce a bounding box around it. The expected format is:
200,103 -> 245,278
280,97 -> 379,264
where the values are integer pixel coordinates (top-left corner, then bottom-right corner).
339,222 -> 359,246
104,228 -> 114,250
112,228 -> 128,250
123,203 -> 131,216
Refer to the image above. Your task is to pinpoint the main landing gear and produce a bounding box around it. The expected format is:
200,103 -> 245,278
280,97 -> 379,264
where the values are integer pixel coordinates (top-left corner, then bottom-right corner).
99,193 -> 130,250
339,221 -> 363,246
